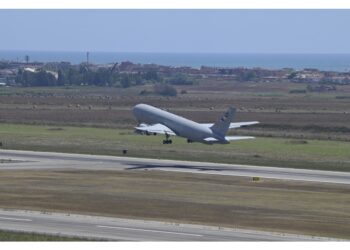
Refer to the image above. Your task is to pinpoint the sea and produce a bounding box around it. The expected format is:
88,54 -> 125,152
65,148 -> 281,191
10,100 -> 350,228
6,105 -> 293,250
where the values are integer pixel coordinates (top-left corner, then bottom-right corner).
1,51 -> 350,72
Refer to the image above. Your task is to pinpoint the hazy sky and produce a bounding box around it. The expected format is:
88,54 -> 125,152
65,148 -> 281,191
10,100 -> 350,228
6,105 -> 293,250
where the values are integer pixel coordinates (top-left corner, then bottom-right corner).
1,9 -> 350,53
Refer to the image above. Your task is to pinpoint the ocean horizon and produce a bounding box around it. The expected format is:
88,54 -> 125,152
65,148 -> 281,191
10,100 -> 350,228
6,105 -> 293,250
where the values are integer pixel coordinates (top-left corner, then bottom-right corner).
1,51 -> 350,72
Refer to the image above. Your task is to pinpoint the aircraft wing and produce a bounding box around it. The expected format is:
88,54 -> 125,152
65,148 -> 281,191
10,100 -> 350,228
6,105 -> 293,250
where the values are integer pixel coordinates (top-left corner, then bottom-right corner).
201,121 -> 259,129
135,123 -> 176,136
225,136 -> 255,141
203,137 -> 219,142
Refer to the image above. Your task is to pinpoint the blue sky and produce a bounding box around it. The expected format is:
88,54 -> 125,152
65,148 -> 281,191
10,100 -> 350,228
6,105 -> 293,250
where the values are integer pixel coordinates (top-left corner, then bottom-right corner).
1,9 -> 350,53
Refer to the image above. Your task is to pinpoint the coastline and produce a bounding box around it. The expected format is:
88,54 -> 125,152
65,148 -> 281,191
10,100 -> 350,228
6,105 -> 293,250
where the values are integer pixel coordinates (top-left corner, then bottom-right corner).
1,51 -> 350,72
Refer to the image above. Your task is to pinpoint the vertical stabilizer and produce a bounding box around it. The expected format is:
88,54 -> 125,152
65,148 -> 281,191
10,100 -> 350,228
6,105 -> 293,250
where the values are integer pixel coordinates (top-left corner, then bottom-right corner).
210,107 -> 236,137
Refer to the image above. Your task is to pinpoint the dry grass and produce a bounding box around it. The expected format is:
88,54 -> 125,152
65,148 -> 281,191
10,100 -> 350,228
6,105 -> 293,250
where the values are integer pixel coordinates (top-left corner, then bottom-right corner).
1,83 -> 350,141
0,169 -> 349,239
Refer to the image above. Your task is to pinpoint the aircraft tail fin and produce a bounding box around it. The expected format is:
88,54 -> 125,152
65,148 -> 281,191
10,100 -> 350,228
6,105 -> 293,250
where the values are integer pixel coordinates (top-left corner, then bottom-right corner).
210,107 -> 236,137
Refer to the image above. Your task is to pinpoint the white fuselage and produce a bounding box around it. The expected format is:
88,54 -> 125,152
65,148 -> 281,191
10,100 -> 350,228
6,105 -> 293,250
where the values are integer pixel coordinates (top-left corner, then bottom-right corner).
133,104 -> 226,143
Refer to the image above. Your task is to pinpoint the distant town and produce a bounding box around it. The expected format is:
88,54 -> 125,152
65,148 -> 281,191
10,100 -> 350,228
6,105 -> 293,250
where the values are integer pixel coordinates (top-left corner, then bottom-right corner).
1,55 -> 350,94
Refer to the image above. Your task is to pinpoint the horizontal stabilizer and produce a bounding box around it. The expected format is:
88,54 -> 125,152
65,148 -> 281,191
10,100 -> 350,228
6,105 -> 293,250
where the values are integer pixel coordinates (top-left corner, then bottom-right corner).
229,121 -> 259,129
225,136 -> 255,141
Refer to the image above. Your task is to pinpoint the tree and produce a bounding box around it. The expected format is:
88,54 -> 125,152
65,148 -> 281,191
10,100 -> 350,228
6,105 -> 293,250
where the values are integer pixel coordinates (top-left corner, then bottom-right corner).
168,74 -> 193,85
57,70 -> 66,86
288,72 -> 298,79
15,69 -> 57,86
144,71 -> 159,81
0,61 -> 9,69
121,75 -> 131,88
154,83 -> 177,96
237,71 -> 257,81
33,70 -> 56,86
67,68 -> 83,85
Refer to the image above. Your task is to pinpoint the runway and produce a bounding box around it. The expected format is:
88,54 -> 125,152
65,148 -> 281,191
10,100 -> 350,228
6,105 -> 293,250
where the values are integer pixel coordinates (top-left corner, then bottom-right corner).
0,149 -> 350,184
0,149 -> 349,241
0,209 -> 337,241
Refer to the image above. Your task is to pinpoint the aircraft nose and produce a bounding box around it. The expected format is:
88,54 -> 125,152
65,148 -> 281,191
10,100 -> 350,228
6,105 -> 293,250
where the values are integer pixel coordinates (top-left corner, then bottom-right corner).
133,104 -> 146,117
133,104 -> 142,112
133,105 -> 140,115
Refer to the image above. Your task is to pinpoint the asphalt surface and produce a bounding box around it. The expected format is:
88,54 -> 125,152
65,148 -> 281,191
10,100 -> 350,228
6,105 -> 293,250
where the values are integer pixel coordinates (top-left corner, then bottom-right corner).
0,149 -> 350,184
0,209 -> 338,241
0,149 -> 349,241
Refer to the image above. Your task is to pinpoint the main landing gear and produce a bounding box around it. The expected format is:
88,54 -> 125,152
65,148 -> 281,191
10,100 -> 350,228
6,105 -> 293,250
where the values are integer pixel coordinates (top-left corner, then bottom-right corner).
162,133 -> 172,144
163,139 -> 172,144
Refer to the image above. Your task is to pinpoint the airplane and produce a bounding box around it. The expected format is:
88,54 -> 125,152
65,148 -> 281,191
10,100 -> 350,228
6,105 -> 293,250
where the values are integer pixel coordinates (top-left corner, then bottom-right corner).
133,104 -> 259,145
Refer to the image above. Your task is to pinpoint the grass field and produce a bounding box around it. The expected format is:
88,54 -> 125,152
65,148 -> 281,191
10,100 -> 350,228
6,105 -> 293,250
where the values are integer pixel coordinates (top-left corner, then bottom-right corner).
0,230 -> 90,241
1,123 -> 350,171
1,84 -> 350,142
0,169 -> 349,239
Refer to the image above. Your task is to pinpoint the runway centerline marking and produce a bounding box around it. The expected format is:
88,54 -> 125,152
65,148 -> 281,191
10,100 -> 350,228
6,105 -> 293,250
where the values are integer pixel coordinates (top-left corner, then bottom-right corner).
97,225 -> 202,237
0,216 -> 32,222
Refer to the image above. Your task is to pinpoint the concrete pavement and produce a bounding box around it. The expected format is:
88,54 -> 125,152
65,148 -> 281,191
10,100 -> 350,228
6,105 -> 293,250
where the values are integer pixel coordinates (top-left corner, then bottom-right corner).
0,209 -> 339,241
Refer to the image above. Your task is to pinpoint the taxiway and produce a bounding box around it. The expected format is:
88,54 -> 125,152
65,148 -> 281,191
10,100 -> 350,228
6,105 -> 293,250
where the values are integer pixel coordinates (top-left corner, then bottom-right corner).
0,209 -> 338,241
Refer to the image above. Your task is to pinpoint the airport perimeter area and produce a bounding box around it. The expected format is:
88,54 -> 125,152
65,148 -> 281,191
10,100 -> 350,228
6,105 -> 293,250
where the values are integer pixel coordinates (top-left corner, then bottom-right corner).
0,84 -> 349,241
2,8 -> 350,245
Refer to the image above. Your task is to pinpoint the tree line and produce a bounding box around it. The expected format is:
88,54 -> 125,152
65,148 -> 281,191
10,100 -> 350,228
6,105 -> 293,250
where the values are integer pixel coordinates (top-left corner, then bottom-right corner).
15,65 -> 194,88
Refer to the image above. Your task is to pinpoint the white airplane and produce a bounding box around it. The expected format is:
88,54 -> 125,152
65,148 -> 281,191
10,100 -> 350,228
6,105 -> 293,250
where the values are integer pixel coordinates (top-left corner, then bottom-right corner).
133,104 -> 259,145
